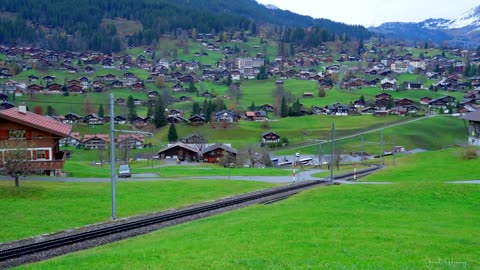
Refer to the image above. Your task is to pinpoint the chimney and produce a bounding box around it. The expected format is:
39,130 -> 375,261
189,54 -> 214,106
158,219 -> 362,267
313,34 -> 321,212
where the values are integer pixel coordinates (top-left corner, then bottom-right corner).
18,103 -> 27,114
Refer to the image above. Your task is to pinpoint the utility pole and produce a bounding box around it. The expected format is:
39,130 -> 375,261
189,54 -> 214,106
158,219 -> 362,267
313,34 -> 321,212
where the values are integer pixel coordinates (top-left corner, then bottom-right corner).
393,131 -> 396,166
330,122 -> 335,183
109,93 -> 116,220
380,128 -> 384,167
109,93 -> 153,221
361,134 -> 364,164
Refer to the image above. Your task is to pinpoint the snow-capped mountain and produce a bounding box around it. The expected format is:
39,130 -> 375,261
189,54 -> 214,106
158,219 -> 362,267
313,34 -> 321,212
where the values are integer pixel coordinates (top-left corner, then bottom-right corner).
447,5 -> 480,30
370,5 -> 480,47
264,4 -> 279,10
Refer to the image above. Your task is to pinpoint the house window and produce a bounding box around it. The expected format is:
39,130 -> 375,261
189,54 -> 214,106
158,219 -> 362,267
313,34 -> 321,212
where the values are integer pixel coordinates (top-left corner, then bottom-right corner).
37,150 -> 46,159
8,129 -> 26,139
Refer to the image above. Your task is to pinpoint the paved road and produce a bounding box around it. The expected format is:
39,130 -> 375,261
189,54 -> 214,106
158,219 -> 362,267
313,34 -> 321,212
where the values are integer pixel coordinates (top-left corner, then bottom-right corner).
2,169 -> 392,185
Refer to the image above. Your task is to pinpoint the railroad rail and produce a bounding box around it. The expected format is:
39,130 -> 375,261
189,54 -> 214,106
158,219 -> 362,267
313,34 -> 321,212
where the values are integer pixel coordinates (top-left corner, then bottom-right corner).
0,166 -> 380,267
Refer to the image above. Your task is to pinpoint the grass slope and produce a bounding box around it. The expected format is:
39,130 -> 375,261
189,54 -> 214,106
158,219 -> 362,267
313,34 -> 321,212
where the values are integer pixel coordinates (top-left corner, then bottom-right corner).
0,180 -> 275,243
284,115 -> 466,155
19,149 -> 480,269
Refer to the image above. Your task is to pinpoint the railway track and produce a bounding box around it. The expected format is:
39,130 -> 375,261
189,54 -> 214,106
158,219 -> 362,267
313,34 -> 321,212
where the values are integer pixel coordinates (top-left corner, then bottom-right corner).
0,166 -> 380,268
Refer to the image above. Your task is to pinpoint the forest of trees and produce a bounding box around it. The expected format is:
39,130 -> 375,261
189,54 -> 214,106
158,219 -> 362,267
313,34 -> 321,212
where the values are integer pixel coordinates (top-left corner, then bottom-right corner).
0,0 -> 252,52
0,0 -> 371,53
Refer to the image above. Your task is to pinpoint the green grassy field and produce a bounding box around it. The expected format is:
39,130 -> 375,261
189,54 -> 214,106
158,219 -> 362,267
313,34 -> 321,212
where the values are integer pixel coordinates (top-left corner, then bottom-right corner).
170,114 -> 404,148
18,148 -> 480,269
0,180 -> 276,243
279,115 -> 466,155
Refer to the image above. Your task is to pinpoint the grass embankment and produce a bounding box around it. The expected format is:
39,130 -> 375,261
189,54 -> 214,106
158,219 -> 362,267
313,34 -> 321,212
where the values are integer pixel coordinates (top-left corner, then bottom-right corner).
278,115 -> 465,155
0,180 -> 276,243
19,148 -> 480,269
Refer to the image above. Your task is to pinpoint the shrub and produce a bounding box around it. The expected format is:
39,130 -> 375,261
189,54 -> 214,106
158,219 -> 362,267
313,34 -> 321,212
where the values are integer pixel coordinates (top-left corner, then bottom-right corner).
460,147 -> 478,160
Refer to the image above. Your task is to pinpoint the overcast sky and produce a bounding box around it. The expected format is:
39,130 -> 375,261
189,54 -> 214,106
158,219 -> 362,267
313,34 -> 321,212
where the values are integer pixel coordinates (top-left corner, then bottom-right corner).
256,0 -> 478,26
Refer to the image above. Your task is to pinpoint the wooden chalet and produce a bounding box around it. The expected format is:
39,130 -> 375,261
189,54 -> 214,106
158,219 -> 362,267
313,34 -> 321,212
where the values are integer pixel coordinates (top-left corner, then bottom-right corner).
188,115 -> 206,123
261,131 -> 281,143
394,98 -> 414,107
84,113 -> 104,125
157,142 -> 200,161
201,144 -> 238,164
0,105 -> 72,176
214,110 -> 241,123
245,111 -> 256,121
326,103 -> 350,116
63,113 -> 82,124
181,134 -> 207,144
116,134 -> 144,149
428,96 -> 456,109
82,134 -> 109,150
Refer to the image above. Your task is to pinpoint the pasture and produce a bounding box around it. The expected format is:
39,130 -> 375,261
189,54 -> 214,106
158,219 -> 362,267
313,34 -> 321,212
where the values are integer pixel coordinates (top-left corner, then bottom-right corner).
17,148 -> 480,269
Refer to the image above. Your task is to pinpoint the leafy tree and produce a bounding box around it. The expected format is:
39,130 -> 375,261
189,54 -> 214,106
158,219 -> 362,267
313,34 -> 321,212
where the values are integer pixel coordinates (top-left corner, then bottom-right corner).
98,104 -> 104,118
318,87 -> 326,97
126,95 -> 137,120
214,97 -> 226,111
0,140 -> 32,187
155,76 -> 166,88
153,96 -> 167,128
168,123 -> 178,142
360,95 -> 365,102
82,96 -> 94,114
33,105 -> 44,115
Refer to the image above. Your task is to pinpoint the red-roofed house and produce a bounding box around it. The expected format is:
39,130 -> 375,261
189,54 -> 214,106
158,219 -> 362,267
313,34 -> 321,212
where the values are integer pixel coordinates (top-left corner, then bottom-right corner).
116,134 -> 144,149
0,105 -> 72,176
82,134 -> 110,150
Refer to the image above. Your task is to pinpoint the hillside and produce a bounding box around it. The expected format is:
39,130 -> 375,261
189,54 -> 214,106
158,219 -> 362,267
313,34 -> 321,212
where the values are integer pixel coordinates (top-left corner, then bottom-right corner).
0,0 -> 371,53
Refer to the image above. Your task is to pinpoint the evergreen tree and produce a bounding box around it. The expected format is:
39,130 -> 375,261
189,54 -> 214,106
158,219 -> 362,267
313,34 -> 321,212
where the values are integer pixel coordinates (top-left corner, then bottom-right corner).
249,101 -> 256,111
280,96 -> 288,117
98,104 -> 104,118
192,102 -> 201,115
188,81 -> 197,93
167,123 -> 178,142
46,105 -> 56,116
153,96 -> 167,128
146,102 -> 154,118
256,66 -> 268,80
126,95 -> 137,120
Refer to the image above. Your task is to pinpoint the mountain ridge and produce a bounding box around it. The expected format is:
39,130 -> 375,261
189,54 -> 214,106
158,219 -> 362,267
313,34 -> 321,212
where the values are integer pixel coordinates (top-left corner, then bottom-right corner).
370,5 -> 480,47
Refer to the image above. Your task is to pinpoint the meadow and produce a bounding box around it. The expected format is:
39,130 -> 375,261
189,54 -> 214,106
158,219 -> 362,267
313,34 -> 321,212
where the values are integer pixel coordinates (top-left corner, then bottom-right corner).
17,148 -> 480,269
277,115 -> 466,155
0,179 -> 276,243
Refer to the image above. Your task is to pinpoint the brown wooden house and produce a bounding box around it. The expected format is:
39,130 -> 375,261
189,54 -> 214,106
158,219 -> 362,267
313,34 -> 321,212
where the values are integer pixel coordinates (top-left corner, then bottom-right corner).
0,105 -> 72,176
157,142 -> 199,161
200,144 -> 238,163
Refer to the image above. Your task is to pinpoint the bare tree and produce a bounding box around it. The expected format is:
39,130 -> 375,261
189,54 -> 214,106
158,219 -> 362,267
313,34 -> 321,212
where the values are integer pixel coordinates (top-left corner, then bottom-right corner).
97,147 -> 108,167
0,140 -> 33,187
118,145 -> 130,164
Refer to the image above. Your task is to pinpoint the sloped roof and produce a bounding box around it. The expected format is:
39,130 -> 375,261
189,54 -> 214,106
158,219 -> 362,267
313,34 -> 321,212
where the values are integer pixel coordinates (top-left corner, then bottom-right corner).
461,110 -> 480,121
0,107 -> 72,137
82,134 -> 110,143
201,143 -> 238,155
157,142 -> 200,154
